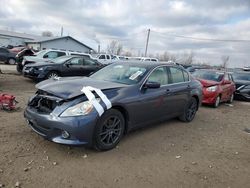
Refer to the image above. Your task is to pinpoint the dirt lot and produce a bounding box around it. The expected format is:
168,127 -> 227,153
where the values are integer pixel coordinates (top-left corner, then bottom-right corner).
0,71 -> 250,188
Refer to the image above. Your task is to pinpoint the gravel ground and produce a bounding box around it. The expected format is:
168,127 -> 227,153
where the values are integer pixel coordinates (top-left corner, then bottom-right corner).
0,63 -> 17,74
0,73 -> 250,188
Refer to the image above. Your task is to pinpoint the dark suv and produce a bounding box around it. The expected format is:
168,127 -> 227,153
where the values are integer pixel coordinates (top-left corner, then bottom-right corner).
0,47 -> 17,64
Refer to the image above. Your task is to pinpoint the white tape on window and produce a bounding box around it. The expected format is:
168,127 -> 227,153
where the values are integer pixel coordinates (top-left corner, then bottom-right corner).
81,86 -> 112,116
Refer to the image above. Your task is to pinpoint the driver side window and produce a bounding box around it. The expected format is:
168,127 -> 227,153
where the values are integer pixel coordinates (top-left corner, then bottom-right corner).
147,67 -> 168,85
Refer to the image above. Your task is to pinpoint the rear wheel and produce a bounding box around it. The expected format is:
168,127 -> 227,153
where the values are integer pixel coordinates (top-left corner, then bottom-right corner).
93,109 -> 125,151
214,96 -> 220,108
179,97 -> 198,122
6,58 -> 16,65
46,71 -> 60,79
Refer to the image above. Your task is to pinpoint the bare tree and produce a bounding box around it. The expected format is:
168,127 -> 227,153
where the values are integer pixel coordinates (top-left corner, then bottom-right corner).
107,40 -> 123,55
42,31 -> 53,37
180,52 -> 194,65
123,51 -> 132,57
159,51 -> 176,61
221,55 -> 230,68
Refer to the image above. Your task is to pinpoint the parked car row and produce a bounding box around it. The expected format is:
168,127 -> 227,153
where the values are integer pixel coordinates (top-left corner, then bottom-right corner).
17,49 -> 92,72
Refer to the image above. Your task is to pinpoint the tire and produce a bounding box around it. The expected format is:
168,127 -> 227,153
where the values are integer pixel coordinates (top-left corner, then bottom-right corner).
179,97 -> 198,122
228,93 -> 234,103
16,64 -> 22,73
7,58 -> 16,65
214,96 -> 220,108
46,71 -> 60,79
93,109 -> 125,151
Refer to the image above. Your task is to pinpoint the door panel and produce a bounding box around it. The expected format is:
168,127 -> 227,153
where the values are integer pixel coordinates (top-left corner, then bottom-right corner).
132,67 -> 173,125
61,57 -> 84,76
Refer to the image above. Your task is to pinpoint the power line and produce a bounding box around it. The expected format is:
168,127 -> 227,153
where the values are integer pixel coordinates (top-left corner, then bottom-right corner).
151,30 -> 250,43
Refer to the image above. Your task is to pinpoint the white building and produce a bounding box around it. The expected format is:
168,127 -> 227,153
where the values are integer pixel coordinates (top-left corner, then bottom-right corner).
25,36 -> 93,53
0,30 -> 94,53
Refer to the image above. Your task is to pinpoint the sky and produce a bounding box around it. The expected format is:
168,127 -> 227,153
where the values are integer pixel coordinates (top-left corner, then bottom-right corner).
0,0 -> 250,67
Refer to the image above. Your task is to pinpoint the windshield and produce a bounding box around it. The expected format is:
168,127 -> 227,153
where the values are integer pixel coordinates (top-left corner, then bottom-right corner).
34,50 -> 46,57
193,70 -> 224,82
233,73 -> 250,81
51,56 -> 72,63
90,64 -> 148,85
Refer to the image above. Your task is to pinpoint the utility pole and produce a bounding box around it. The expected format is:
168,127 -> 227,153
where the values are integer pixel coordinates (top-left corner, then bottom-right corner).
98,44 -> 100,53
60,26 -> 63,37
144,28 -> 150,57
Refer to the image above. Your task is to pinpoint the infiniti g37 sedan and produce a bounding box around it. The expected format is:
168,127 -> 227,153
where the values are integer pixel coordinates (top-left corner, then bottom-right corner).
24,62 -> 202,151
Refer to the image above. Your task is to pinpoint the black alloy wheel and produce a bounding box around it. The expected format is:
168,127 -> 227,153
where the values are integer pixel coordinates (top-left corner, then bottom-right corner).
94,109 -> 125,151
179,97 -> 198,122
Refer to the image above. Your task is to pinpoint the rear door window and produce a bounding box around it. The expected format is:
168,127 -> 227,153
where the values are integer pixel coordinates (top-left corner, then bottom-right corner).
99,55 -> 105,59
169,67 -> 185,83
83,59 -> 98,66
183,71 -> 189,81
57,51 -> 66,57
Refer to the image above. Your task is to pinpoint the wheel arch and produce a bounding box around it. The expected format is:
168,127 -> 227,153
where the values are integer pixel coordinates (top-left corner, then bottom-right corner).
191,95 -> 200,110
111,105 -> 130,134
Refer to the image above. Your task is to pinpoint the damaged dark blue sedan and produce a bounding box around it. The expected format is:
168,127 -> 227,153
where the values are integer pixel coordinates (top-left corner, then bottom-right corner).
24,62 -> 202,151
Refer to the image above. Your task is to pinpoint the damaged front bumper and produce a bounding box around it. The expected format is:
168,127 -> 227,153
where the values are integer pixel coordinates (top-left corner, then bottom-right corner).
24,94 -> 99,146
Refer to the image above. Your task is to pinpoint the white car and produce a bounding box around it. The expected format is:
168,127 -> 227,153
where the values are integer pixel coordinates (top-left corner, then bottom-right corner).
92,54 -> 118,64
17,49 -> 92,72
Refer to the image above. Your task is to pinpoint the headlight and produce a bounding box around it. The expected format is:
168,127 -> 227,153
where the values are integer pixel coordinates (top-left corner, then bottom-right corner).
206,85 -> 218,92
38,67 -> 44,71
60,101 -> 94,117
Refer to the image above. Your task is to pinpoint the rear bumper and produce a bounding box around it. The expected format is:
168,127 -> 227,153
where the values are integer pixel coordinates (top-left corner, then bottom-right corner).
24,106 -> 98,146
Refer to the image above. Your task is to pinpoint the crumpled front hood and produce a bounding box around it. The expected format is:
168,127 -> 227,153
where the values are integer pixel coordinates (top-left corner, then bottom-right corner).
197,78 -> 219,87
36,77 -> 127,99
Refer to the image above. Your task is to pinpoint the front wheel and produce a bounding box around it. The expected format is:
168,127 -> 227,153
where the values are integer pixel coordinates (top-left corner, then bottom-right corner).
46,71 -> 60,79
179,97 -> 198,122
93,109 -> 125,151
214,96 -> 220,108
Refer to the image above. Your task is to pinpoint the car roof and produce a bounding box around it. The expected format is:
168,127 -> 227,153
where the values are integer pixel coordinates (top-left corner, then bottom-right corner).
194,69 -> 227,74
114,61 -> 184,69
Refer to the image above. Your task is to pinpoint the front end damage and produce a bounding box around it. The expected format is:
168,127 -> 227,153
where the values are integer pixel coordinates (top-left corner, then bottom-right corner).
24,90 -> 98,146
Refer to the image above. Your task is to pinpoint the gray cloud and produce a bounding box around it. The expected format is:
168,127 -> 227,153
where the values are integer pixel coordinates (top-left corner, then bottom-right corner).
0,0 -> 249,67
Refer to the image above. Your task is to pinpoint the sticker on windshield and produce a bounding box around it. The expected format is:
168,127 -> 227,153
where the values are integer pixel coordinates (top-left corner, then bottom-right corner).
129,71 -> 143,80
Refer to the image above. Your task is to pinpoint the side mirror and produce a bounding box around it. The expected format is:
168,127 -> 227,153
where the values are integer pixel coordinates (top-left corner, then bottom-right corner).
144,81 -> 161,89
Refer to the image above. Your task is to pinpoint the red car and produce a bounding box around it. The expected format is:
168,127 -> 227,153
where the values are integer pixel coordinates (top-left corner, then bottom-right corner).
193,70 -> 235,107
